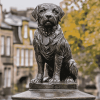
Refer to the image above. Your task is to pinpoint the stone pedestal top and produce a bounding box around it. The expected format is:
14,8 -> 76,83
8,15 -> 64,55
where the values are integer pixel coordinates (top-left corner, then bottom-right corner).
12,83 -> 95,100
12,89 -> 95,100
29,82 -> 77,89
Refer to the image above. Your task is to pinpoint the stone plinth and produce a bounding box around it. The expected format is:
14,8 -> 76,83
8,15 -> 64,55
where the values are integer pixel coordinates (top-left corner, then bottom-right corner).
12,83 -> 95,100
29,82 -> 77,89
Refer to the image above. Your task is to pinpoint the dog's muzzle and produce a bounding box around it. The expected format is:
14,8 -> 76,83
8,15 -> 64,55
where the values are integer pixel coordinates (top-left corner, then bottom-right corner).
43,12 -> 57,26
44,20 -> 53,26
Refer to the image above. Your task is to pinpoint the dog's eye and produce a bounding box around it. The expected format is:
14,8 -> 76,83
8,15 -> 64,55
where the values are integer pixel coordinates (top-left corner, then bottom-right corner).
52,9 -> 59,15
40,9 -> 46,13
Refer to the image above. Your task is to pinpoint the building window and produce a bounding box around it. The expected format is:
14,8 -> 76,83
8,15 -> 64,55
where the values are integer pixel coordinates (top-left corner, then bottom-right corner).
1,36 -> 4,55
7,68 -> 11,87
30,30 -> 33,44
4,68 -> 11,87
30,49 -> 33,66
4,68 -> 7,87
25,49 -> 28,66
6,37 -> 11,56
24,25 -> 28,38
21,49 -> 24,66
18,26 -> 23,43
16,48 -> 20,66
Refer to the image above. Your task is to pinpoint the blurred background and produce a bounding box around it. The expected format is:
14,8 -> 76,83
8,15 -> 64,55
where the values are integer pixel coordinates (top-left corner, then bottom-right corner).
0,0 -> 100,99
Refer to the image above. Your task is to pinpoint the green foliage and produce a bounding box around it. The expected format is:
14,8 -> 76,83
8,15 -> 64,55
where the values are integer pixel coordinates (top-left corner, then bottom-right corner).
60,0 -> 100,77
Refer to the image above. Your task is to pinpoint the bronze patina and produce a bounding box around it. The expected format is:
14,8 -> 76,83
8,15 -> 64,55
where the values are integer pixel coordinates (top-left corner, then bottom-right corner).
31,3 -> 78,84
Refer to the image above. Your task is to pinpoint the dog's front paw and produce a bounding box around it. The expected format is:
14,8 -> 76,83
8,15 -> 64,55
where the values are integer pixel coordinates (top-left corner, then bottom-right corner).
65,77 -> 75,83
31,74 -> 43,84
49,76 -> 60,83
49,78 -> 60,83
31,78 -> 42,84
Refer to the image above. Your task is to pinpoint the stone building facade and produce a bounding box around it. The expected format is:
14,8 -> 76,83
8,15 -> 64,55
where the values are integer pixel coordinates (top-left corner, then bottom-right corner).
0,3 -> 14,95
0,2 -> 38,94
5,13 -> 38,92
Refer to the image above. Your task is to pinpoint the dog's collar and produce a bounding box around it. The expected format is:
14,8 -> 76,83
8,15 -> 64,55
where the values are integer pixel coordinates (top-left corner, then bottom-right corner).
38,25 -> 58,37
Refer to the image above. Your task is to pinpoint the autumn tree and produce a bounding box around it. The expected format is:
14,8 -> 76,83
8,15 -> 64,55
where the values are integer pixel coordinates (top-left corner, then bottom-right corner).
60,0 -> 100,79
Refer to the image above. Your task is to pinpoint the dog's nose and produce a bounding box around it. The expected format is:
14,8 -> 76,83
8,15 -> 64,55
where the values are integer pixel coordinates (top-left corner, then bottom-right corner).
46,15 -> 51,18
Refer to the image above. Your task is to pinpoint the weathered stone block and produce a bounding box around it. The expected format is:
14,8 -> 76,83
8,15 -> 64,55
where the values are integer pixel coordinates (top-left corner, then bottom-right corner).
12,83 -> 95,100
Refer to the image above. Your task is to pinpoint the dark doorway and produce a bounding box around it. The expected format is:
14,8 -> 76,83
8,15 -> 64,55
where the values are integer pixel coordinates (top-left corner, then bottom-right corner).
17,76 -> 27,92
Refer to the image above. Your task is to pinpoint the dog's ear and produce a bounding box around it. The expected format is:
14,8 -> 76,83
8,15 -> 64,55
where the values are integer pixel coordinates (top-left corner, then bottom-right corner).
58,7 -> 65,21
32,6 -> 39,21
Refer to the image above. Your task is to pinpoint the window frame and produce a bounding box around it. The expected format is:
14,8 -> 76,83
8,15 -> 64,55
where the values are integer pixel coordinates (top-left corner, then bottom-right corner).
29,30 -> 33,45
25,49 -> 28,66
24,25 -> 28,39
1,36 -> 5,56
7,68 -> 11,87
16,48 -> 20,66
30,49 -> 33,66
4,68 -> 7,87
4,68 -> 11,88
6,36 -> 11,56
21,49 -> 24,66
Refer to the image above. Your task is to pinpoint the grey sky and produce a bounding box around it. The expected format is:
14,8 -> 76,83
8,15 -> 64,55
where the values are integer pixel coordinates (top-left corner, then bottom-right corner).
1,0 -> 62,11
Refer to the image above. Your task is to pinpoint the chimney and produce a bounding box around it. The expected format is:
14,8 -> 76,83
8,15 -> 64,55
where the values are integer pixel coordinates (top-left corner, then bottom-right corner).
0,0 -> 2,26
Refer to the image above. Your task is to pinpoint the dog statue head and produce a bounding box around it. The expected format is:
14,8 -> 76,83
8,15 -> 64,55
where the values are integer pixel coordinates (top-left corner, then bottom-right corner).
32,3 -> 64,28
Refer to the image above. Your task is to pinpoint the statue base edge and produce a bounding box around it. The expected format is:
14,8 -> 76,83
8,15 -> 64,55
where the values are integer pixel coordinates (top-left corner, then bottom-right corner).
12,89 -> 95,100
29,82 -> 78,89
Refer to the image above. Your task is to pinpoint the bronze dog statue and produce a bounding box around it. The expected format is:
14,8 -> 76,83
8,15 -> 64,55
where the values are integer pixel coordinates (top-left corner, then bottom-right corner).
31,3 -> 78,83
